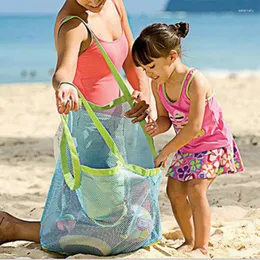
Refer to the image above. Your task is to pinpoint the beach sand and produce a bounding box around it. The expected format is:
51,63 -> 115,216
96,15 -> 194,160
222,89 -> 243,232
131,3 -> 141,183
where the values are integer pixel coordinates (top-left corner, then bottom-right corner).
0,75 -> 260,258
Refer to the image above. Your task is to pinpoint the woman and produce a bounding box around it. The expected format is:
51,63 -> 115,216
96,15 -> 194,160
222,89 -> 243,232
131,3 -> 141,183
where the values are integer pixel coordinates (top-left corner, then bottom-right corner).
0,0 -> 150,245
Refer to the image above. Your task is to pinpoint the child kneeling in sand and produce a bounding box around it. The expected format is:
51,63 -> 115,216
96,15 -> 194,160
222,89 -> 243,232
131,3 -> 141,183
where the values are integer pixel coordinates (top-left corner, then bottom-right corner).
132,22 -> 244,257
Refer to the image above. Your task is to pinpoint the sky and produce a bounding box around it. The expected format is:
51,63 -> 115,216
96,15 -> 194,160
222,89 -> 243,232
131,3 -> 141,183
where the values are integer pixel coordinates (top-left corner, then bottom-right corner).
0,0 -> 168,15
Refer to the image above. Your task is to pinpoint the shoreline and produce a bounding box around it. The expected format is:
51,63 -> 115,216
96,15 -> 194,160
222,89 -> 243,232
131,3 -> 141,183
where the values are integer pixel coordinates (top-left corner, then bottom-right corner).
1,69 -> 260,85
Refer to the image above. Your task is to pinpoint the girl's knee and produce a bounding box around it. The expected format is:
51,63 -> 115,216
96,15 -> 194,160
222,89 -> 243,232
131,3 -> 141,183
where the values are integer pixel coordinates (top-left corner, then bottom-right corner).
166,185 -> 187,205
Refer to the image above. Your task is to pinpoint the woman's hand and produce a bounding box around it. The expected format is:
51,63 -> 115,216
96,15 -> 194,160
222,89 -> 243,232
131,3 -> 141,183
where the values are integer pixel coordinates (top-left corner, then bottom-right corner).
144,116 -> 160,137
55,83 -> 79,114
124,90 -> 150,123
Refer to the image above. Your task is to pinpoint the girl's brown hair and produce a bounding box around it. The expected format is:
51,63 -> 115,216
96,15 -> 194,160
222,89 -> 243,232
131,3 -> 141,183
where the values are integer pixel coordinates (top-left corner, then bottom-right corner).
132,22 -> 189,66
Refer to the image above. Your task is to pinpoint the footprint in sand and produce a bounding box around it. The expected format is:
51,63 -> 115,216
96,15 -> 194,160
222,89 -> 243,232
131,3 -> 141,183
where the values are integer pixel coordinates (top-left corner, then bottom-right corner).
185,248 -> 210,258
163,230 -> 183,240
209,228 -> 224,247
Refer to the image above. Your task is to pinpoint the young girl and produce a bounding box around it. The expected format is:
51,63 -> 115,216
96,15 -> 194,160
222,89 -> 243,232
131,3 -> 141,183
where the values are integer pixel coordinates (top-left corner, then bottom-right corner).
132,22 -> 244,257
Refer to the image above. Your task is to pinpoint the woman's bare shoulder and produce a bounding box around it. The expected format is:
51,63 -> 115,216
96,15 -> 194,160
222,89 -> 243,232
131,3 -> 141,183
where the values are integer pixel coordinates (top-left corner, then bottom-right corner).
113,0 -> 126,17
55,12 -> 88,38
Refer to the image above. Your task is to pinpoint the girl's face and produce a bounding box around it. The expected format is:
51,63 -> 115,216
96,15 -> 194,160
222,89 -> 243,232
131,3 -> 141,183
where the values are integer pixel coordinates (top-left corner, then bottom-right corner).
141,54 -> 176,84
76,0 -> 107,12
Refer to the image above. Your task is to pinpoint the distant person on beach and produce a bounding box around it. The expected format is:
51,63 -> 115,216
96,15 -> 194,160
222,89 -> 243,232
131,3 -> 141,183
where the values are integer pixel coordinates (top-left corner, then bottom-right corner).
132,22 -> 244,257
0,0 -> 150,246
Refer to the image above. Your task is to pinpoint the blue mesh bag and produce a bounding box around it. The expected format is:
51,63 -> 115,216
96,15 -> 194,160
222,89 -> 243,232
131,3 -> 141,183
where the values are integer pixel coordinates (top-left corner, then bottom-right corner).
40,16 -> 162,256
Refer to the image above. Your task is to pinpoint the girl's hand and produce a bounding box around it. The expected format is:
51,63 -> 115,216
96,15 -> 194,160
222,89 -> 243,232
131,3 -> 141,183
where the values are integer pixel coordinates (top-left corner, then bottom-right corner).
55,83 -> 79,114
144,116 -> 160,137
154,151 -> 169,168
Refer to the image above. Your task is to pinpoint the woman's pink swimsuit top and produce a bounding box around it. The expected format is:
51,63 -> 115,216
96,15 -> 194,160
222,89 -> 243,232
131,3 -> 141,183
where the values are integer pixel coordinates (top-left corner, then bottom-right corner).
60,2 -> 129,106
158,68 -> 233,153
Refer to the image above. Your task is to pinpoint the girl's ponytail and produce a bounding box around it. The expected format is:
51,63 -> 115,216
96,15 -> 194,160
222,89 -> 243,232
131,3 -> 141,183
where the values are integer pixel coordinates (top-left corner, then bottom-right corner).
169,22 -> 189,38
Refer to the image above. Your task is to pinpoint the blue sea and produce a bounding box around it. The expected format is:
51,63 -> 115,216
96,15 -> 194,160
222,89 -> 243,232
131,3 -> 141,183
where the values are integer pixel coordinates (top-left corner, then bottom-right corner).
0,12 -> 259,84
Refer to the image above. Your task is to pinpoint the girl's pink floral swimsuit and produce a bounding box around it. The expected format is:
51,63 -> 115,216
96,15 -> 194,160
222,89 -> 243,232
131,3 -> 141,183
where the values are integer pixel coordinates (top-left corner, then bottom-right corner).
158,68 -> 244,182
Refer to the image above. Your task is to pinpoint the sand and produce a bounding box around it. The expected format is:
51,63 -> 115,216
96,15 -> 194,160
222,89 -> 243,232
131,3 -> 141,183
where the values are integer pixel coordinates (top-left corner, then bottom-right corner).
0,75 -> 260,258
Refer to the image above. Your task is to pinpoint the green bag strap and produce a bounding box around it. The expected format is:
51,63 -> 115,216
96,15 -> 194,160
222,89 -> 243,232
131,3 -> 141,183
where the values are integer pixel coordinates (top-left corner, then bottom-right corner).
59,87 -> 126,190
60,115 -> 81,190
59,15 -> 156,158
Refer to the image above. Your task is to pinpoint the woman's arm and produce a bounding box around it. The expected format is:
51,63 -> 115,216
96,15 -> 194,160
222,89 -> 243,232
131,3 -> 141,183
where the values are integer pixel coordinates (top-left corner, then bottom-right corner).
53,18 -> 89,114
53,19 -> 88,89
116,0 -> 150,101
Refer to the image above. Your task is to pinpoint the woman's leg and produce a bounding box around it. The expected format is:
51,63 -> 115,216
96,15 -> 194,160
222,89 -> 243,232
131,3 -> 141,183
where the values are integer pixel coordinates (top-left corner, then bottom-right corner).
187,178 -> 215,256
166,178 -> 194,252
0,211 -> 40,245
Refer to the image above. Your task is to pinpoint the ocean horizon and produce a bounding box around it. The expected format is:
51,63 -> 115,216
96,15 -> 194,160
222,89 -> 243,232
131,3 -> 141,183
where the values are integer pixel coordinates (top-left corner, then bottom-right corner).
0,12 -> 259,84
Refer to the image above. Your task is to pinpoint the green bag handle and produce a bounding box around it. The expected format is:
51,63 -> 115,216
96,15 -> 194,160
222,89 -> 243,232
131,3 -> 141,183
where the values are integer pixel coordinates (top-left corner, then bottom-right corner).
58,16 -> 158,190
60,115 -> 81,190
59,89 -> 126,190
